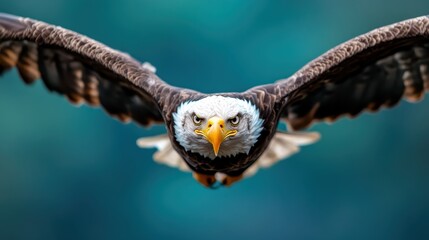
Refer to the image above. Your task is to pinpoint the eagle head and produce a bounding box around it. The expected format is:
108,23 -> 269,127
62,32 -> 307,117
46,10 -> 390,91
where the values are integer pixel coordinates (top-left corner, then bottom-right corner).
173,96 -> 264,159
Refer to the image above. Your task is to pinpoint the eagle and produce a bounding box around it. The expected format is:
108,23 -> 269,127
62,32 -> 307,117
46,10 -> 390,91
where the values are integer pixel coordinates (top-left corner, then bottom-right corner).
1,13 -> 428,188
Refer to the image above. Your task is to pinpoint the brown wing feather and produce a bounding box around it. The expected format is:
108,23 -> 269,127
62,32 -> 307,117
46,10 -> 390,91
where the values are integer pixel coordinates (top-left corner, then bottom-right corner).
0,13 -> 180,126
285,39 -> 429,130
253,16 -> 429,130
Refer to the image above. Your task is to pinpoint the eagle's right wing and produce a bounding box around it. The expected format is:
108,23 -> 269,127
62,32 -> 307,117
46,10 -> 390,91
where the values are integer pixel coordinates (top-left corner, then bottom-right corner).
248,16 -> 429,131
0,13 -> 177,126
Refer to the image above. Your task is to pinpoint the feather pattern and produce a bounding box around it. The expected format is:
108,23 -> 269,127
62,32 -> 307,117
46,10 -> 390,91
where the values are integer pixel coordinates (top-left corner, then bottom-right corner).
255,16 -> 429,130
137,134 -> 190,172
0,13 -> 189,126
244,131 -> 319,177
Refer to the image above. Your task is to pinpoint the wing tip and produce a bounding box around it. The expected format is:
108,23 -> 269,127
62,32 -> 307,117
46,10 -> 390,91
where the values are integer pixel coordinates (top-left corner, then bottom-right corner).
0,13 -> 28,32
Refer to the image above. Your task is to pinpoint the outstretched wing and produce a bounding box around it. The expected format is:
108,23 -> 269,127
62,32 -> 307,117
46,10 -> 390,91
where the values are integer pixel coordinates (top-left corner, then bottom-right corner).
253,16 -> 429,130
0,13 -> 169,126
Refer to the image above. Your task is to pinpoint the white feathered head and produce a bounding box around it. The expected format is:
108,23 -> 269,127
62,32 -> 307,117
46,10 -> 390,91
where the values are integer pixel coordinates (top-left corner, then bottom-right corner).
173,96 -> 264,159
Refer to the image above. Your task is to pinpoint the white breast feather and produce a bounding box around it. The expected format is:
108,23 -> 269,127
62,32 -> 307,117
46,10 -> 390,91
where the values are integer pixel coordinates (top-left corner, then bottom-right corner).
243,131 -> 320,177
137,134 -> 190,172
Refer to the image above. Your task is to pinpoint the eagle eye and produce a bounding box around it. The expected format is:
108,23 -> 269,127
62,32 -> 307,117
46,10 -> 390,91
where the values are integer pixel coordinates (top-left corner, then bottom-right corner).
229,115 -> 240,126
192,114 -> 203,125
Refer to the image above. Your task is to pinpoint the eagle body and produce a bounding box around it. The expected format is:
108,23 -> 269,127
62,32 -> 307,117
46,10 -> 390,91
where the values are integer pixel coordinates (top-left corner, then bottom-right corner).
1,13 -> 429,187
166,93 -> 279,175
151,91 -> 285,186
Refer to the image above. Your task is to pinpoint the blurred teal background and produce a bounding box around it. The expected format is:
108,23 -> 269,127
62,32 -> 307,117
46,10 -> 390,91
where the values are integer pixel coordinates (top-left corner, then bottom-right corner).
1,1 -> 429,239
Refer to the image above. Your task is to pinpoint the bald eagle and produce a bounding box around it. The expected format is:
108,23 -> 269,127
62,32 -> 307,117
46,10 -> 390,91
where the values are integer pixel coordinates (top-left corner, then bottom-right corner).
1,13 -> 428,187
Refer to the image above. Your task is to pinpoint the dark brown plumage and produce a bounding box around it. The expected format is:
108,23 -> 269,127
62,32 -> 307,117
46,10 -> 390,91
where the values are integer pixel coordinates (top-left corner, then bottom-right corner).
1,13 -> 428,187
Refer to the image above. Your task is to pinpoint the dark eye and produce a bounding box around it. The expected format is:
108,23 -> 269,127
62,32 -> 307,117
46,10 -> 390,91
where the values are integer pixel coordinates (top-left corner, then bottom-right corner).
229,115 -> 240,126
193,114 -> 203,125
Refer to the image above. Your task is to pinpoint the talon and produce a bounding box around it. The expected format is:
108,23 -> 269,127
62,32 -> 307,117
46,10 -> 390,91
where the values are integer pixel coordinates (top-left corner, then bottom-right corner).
193,172 -> 216,188
221,174 -> 243,187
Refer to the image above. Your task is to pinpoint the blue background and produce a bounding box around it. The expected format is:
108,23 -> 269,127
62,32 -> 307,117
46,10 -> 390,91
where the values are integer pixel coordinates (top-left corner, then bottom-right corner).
1,1 -> 429,239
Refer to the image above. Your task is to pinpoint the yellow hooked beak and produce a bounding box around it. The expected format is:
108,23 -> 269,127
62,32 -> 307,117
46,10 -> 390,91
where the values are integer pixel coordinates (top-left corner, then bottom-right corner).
194,117 -> 238,156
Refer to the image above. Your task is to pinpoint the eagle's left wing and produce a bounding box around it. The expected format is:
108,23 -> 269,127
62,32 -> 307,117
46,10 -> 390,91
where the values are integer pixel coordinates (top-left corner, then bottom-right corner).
0,13 -> 176,126
251,15 -> 429,131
